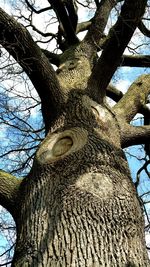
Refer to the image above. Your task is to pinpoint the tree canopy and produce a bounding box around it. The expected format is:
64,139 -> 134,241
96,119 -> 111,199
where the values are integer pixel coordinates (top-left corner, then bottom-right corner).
0,0 -> 150,266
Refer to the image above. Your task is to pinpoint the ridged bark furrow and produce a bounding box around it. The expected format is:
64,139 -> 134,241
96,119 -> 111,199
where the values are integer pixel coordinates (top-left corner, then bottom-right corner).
12,95 -> 149,266
13,140 -> 149,266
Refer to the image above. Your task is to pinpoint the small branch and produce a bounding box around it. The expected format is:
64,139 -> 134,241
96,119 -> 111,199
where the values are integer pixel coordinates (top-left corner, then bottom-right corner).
76,1 -> 90,8
42,49 -> 61,66
121,123 -> 150,148
27,23 -> 57,38
76,20 -> 92,34
0,170 -> 21,217
142,105 -> 150,158
121,55 -> 150,68
135,160 -> 150,188
19,8 -> 56,39
138,20 -> 150,38
106,84 -> 123,102
86,0 -> 147,103
0,244 -> 15,258
113,74 -> 150,122
25,0 -> 51,14
141,197 -> 150,227
0,261 -> 13,267
0,145 -> 38,158
140,191 -> 150,198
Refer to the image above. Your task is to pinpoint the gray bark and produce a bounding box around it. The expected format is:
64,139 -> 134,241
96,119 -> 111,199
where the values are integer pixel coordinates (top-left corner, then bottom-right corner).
12,94 -> 149,267
0,2 -> 149,266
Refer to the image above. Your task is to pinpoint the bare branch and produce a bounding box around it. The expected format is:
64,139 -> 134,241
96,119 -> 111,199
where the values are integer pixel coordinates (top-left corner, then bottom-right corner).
113,74 -> 150,122
0,170 -> 21,217
121,55 -> 150,68
94,0 -> 100,8
42,49 -> 61,66
0,244 -> 14,258
138,20 -> 150,38
83,0 -> 116,53
27,23 -> 57,38
140,104 -> 150,158
121,123 -> 150,148
76,20 -> 92,34
86,0 -> 147,103
0,260 -> 13,266
0,7 -> 65,132
48,0 -> 79,46
25,0 -> 51,14
135,160 -> 150,188
106,84 -> 123,102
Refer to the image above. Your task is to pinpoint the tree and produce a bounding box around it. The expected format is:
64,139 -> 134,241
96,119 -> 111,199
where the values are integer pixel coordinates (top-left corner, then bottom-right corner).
0,0 -> 150,266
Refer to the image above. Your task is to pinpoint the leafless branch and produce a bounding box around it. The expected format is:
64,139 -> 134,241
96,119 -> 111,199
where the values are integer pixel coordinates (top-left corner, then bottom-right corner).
86,0 -> 147,103
25,0 -> 51,14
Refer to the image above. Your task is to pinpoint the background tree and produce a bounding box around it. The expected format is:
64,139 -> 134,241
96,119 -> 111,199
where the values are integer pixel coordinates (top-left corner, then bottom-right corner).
0,0 -> 150,266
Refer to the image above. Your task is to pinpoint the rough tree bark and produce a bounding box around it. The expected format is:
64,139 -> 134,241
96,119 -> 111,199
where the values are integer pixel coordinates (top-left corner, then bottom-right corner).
0,0 -> 150,266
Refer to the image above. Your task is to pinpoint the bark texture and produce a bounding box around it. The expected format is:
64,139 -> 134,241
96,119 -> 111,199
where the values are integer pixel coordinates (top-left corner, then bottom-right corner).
0,171 -> 21,217
0,1 -> 150,266
12,93 -> 149,267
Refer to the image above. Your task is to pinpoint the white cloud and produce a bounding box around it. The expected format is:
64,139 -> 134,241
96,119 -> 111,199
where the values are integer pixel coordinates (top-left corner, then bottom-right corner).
0,125 -> 7,139
115,79 -> 131,93
145,232 -> 150,258
0,1 -> 12,13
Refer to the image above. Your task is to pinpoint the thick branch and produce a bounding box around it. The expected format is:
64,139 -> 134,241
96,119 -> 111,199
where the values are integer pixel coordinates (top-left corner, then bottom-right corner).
83,0 -> 116,54
121,124 -> 150,148
0,8 -> 64,133
143,105 -> 150,158
121,55 -> 150,68
94,0 -> 100,8
106,84 -> 123,102
48,0 -> 79,46
113,74 -> 150,122
76,20 -> 92,34
42,49 -> 61,66
86,0 -> 147,103
0,170 -> 21,217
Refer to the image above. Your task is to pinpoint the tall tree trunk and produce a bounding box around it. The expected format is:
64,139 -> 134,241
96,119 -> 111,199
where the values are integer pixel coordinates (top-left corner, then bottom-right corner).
12,94 -> 149,267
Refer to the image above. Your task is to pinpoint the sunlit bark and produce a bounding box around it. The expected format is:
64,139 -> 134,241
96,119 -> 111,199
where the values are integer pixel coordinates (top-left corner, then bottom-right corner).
0,0 -> 149,266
